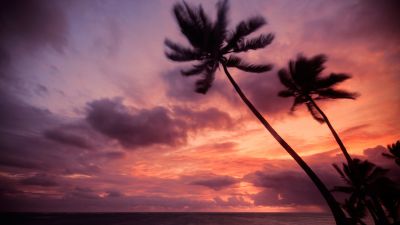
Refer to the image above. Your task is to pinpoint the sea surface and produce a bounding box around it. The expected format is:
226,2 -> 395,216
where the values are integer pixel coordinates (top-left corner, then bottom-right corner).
1,212 -> 336,225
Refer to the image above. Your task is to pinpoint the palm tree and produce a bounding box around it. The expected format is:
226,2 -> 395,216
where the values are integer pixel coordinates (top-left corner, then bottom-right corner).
383,140 -> 400,166
333,158 -> 397,225
277,54 -> 358,165
164,1 -> 347,224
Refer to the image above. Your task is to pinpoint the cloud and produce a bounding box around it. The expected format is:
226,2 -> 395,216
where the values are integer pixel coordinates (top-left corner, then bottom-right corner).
0,0 -> 69,82
188,175 -> 239,191
172,106 -> 234,131
86,98 -> 187,149
245,144 -> 400,208
44,126 -> 94,149
246,170 -> 326,206
237,72 -> 292,116
86,98 -> 235,149
20,173 -> 58,187
301,0 -> 400,46
0,0 -> 68,52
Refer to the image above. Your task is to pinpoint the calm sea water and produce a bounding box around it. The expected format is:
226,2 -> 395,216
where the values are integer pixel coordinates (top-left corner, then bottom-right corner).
1,212 -> 336,225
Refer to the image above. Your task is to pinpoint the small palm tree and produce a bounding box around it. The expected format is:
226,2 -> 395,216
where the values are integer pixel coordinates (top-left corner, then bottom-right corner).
277,54 -> 358,165
383,140 -> 400,166
333,159 -> 396,225
165,1 -> 347,224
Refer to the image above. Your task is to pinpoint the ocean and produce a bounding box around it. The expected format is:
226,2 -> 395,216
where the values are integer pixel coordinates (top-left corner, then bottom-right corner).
1,212 -> 336,225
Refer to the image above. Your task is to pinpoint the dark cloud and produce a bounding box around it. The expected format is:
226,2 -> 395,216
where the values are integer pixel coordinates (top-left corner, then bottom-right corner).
0,0 -> 68,52
362,145 -> 400,181
245,145 -> 400,208
0,0 -> 69,84
44,126 -> 94,150
20,173 -> 58,187
237,72 -> 292,116
86,98 -> 187,149
65,187 -> 99,200
213,196 -> 252,208
101,151 -> 126,160
186,174 -> 239,191
0,89 -> 107,181
63,164 -> 101,176
172,106 -> 234,131
303,0 -> 400,45
86,98 -> 235,149
105,190 -> 124,198
246,170 -> 326,206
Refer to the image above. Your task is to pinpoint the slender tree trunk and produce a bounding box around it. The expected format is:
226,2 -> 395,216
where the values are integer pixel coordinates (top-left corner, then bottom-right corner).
307,97 -> 353,165
221,63 -> 348,225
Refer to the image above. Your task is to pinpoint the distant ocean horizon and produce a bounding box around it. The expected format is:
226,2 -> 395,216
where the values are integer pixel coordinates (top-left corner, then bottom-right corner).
1,212 -> 337,225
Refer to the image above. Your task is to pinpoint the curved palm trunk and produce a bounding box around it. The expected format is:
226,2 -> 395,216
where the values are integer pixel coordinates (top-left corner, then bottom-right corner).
307,97 -> 353,165
221,64 -> 348,225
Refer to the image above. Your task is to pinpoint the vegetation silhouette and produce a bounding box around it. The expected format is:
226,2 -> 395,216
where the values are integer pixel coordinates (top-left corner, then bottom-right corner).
277,54 -> 358,166
383,140 -> 400,166
164,0 -> 347,224
333,158 -> 400,225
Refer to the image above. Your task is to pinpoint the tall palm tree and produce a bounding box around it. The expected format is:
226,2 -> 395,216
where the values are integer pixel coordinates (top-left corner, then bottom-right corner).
164,1 -> 347,224
333,158 -> 396,225
383,140 -> 400,166
277,54 -> 358,165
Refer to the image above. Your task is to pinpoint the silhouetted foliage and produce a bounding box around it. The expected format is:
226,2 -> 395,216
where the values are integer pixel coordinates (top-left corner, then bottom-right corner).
333,158 -> 400,225
165,0 -> 273,94
277,54 -> 357,165
277,54 -> 358,122
383,140 -> 400,166
166,2 -> 348,224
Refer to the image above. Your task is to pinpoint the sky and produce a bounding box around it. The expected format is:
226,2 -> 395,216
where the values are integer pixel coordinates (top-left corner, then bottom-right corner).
0,0 -> 399,212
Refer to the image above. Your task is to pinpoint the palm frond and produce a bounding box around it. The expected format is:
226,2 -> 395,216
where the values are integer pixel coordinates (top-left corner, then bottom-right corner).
181,61 -> 209,76
164,39 -> 201,61
290,95 -> 306,112
173,1 -> 212,49
225,55 -> 272,73
366,166 -> 389,183
291,54 -> 327,86
234,33 -> 274,52
315,73 -> 352,89
316,88 -> 358,100
306,102 -> 324,123
333,164 -> 347,181
277,90 -> 295,98
387,140 -> 400,157
333,163 -> 353,186
223,16 -> 266,51
382,153 -> 396,159
309,54 -> 327,77
278,69 -> 297,90
212,0 -> 229,48
332,186 -> 354,194
195,62 -> 217,94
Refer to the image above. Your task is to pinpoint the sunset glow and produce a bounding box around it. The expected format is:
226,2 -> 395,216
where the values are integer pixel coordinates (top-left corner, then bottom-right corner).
0,0 -> 399,213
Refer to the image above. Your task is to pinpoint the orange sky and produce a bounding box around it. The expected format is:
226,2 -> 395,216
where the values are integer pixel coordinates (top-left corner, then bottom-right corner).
0,0 -> 399,212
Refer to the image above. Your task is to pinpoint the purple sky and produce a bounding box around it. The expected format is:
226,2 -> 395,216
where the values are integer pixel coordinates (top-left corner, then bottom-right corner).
0,0 -> 399,212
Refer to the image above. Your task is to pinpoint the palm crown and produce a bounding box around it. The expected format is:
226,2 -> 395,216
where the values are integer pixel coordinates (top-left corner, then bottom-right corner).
165,0 -> 273,94
277,54 -> 358,122
332,159 -> 399,224
383,140 -> 400,166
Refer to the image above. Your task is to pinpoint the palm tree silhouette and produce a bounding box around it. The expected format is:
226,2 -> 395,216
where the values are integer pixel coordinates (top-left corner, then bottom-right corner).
277,54 -> 358,165
383,140 -> 400,166
333,158 -> 397,225
164,1 -> 347,224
